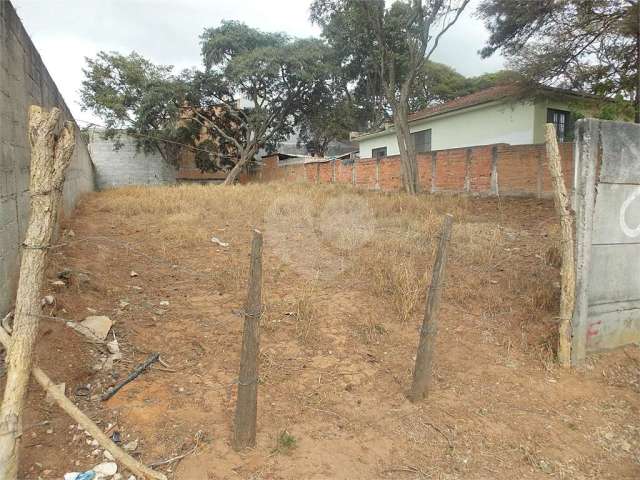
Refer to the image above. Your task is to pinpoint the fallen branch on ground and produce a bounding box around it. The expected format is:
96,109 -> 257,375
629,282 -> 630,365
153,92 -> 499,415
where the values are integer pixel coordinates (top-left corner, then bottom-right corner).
0,327 -> 166,480
101,352 -> 160,401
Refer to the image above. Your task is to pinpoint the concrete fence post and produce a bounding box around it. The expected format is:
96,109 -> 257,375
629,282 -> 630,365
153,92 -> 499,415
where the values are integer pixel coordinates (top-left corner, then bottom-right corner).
490,145 -> 499,196
537,149 -> 544,198
431,152 -> 437,193
464,148 -> 472,193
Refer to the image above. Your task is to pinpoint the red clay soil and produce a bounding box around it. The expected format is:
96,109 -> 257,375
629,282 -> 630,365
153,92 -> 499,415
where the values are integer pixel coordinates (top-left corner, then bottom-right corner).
5,186 -> 640,480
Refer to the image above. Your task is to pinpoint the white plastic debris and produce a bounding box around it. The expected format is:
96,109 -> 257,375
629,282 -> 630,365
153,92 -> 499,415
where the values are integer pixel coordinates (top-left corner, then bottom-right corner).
130,271 -> 138,277
93,462 -> 117,478
210,236 -> 229,247
159,300 -> 170,306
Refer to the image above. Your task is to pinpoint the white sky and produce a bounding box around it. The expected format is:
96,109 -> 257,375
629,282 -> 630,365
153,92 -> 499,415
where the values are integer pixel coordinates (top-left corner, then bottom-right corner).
11,0 -> 504,123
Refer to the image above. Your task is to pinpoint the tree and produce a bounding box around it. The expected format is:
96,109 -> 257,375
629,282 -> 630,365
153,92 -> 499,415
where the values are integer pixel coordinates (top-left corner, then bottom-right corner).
198,21 -> 329,184
478,0 -> 640,123
410,60 -> 469,110
296,49 -> 357,156
80,51 -> 188,164
312,0 -> 470,194
409,63 -> 521,111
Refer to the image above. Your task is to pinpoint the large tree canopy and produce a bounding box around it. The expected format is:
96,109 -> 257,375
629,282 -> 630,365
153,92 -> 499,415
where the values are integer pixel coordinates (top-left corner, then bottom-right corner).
312,0 -> 470,194
81,24 -> 334,183
478,0 -> 639,122
197,21 -> 330,183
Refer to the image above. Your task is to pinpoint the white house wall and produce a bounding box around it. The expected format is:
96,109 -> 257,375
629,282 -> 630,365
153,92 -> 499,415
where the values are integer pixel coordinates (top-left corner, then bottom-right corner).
358,100 -> 536,158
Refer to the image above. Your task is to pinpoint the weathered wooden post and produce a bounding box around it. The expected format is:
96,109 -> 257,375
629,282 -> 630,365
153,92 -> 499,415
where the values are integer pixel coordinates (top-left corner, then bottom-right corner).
0,106 -> 75,479
233,229 -> 263,450
544,123 -> 575,367
409,214 -> 453,402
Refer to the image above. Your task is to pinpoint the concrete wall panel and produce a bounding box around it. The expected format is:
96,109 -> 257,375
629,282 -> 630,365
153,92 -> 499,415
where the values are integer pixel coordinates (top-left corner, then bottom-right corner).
573,119 -> 640,359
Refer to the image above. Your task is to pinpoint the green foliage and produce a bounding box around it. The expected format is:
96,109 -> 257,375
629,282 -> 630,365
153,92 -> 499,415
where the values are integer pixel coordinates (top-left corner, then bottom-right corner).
409,62 -> 520,110
273,430 -> 297,454
312,0 -> 470,195
81,24 -> 332,179
478,0 -> 639,121
296,47 -> 358,156
198,22 -> 331,179
80,51 -> 187,164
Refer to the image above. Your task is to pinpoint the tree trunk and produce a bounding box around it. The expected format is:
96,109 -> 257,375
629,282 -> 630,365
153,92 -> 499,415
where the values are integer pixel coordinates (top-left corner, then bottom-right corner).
0,106 -> 75,479
545,123 -> 575,367
223,146 -> 256,186
392,103 -> 418,195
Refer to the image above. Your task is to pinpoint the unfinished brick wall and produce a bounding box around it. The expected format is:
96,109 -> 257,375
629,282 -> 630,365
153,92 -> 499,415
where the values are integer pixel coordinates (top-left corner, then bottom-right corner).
250,142 -> 574,197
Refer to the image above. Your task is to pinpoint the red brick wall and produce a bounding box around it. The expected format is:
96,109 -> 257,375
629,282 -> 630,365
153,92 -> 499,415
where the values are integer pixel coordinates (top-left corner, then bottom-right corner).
250,143 -> 574,197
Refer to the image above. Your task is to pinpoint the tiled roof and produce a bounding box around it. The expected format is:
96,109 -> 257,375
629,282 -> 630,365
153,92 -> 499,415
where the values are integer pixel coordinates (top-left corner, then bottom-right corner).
408,84 -> 521,122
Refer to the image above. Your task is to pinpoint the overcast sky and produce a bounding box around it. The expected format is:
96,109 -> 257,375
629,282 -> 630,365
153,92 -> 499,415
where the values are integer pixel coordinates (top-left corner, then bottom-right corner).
12,0 -> 504,124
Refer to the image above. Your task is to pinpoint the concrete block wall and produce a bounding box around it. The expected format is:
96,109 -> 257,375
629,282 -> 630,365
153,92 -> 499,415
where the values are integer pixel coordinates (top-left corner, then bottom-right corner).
0,1 -> 95,315
250,142 -> 574,196
89,131 -> 176,189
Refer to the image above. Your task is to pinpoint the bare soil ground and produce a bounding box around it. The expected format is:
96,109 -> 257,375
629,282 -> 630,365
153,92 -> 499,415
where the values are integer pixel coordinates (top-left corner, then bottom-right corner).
7,182 -> 640,479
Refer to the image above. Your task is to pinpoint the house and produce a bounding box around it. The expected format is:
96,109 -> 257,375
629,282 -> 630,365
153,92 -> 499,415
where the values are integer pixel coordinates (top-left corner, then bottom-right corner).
353,85 -> 606,159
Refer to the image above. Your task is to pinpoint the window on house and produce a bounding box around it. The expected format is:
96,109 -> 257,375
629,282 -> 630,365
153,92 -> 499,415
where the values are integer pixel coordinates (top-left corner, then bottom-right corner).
547,109 -> 573,143
372,147 -> 387,159
412,129 -> 432,153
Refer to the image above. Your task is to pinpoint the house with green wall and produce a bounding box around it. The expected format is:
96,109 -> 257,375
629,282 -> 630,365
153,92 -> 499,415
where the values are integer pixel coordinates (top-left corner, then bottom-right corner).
353,85 -> 606,159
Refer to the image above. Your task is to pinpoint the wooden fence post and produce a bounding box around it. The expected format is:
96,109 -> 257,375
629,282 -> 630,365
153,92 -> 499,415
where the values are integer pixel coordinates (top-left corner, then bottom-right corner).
545,124 -> 575,367
233,229 -> 263,450
409,214 -> 453,402
0,107 -> 75,479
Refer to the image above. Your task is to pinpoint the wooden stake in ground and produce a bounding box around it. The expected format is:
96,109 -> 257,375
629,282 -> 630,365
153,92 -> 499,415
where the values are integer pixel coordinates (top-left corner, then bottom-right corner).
0,328 -> 167,480
233,229 -> 263,450
409,214 -> 453,402
0,106 -> 76,479
544,123 -> 575,368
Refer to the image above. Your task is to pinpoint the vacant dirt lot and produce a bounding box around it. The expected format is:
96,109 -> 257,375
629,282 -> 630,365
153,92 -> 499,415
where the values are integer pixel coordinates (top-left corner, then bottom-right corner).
11,182 -> 640,479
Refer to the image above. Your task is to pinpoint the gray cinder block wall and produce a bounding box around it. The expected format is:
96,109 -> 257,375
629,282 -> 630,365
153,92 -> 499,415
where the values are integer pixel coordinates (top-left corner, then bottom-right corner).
88,130 -> 176,189
0,1 -> 95,315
